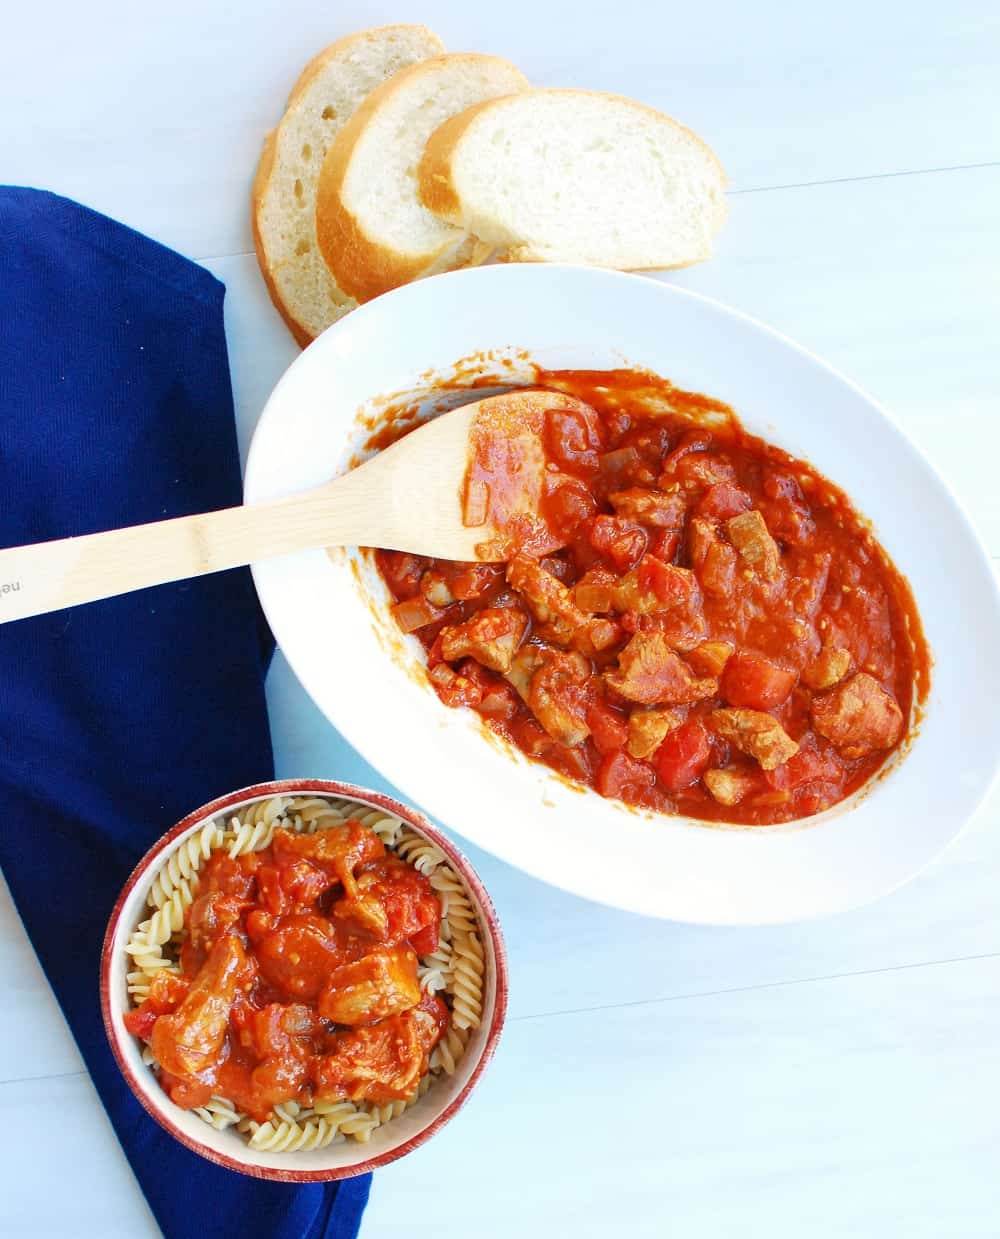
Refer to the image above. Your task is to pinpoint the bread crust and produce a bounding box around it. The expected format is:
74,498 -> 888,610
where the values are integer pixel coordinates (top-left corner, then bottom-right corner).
418,88 -> 728,267
252,26 -> 445,344
315,54 -> 526,303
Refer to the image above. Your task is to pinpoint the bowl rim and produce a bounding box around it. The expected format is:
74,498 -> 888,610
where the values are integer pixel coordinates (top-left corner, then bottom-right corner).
100,777 -> 509,1182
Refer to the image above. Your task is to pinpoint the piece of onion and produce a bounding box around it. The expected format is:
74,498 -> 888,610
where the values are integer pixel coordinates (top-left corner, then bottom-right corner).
392,596 -> 444,633
463,478 -> 490,528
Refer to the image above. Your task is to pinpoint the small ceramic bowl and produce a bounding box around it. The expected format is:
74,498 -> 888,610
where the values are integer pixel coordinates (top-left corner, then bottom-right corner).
101,778 -> 508,1181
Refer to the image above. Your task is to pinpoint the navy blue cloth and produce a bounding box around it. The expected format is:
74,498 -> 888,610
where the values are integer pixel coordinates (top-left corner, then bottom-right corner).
0,187 -> 370,1237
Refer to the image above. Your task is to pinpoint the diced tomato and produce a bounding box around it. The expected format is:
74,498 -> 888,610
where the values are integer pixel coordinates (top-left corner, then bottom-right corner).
449,563 -> 504,601
620,425 -> 672,466
659,429 -> 711,474
596,750 -> 657,804
427,661 -> 486,709
762,470 -> 815,545
765,734 -> 842,792
603,407 -> 632,444
721,652 -> 798,709
699,541 -> 739,598
123,1005 -> 159,1041
654,719 -> 712,791
634,555 -> 699,608
588,515 -> 648,572
648,528 -> 680,561
598,445 -> 641,485
545,480 -> 599,539
796,781 -> 841,816
375,551 -> 425,600
478,678 -> 520,721
697,482 -> 753,521
586,699 -> 629,754
545,405 -> 604,475
677,455 -> 736,488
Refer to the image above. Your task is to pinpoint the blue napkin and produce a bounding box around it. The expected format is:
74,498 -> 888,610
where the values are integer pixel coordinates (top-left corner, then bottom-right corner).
0,187 -> 370,1238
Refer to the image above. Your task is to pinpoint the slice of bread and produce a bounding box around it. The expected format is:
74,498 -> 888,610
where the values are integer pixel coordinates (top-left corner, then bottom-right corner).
315,54 -> 528,302
419,89 -> 728,270
252,25 -> 445,346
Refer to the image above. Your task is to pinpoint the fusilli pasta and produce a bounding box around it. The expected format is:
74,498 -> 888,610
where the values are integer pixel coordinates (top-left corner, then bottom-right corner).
125,794 -> 488,1151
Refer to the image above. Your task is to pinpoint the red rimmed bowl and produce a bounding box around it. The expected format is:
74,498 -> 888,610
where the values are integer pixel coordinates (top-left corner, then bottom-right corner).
101,778 -> 508,1181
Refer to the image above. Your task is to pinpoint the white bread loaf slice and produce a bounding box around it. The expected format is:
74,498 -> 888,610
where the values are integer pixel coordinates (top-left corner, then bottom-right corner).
252,25 -> 445,346
419,89 -> 728,270
315,54 -> 528,302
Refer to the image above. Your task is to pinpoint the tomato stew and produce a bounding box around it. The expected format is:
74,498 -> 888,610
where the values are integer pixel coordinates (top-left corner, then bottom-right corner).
376,370 -> 929,825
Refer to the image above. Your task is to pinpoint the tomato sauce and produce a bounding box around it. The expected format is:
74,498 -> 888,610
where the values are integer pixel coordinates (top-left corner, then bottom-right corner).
124,821 -> 448,1121
376,369 -> 930,826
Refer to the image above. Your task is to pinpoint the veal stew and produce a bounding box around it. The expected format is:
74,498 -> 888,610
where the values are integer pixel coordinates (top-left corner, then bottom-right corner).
376,370 -> 929,825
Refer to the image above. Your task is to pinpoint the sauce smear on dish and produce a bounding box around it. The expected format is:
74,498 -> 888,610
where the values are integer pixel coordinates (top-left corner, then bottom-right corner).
376,369 -> 929,825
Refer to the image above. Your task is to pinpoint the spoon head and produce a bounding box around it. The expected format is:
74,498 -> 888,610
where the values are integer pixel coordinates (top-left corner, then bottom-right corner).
360,389 -> 590,563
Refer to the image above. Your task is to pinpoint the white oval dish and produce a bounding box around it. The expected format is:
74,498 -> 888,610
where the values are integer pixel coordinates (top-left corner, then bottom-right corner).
245,264 -> 1000,925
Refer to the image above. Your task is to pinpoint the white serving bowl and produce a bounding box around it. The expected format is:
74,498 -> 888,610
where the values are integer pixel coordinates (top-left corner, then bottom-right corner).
101,780 -> 507,1180
245,264 -> 1000,925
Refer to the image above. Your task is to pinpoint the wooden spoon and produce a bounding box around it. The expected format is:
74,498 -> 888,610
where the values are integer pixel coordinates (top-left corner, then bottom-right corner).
0,390 -> 571,624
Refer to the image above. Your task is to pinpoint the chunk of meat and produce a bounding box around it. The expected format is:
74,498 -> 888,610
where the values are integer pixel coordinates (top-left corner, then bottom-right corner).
721,652 -> 798,709
626,707 -> 684,760
335,855 -> 441,955
688,517 -> 739,598
687,640 -> 734,676
315,996 -> 448,1105
573,568 -> 617,614
271,821 -> 384,899
608,488 -> 686,528
151,934 -> 253,1082
726,510 -> 781,581
810,672 -> 903,759
709,708 -> 799,771
439,607 -> 528,673
802,646 -> 852,690
185,890 -> 249,958
528,649 -> 592,746
318,945 -> 421,1026
703,768 -> 757,806
231,1003 -> 322,1120
613,556 -> 702,617
504,643 -> 547,703
606,632 -> 717,706
588,514 -> 648,572
507,554 -> 590,646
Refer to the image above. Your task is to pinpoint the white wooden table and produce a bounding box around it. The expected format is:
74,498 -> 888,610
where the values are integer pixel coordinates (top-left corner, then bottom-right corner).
3,3 -> 999,1235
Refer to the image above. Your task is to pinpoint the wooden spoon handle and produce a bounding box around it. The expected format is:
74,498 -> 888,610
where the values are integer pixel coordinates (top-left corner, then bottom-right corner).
0,480 -> 363,624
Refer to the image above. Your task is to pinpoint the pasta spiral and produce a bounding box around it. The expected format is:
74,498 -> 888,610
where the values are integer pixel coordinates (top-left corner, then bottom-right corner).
449,931 -> 485,1031
146,821 -> 223,910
